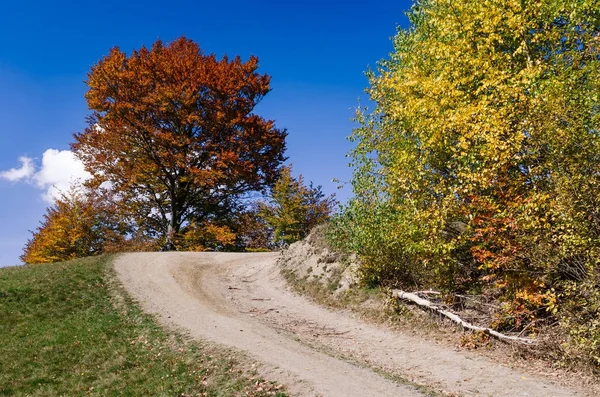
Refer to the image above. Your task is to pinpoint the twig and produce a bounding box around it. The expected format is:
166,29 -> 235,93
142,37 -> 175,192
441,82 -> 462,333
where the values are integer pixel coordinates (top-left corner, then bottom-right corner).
416,290 -> 500,310
517,320 -> 537,337
313,330 -> 351,337
455,294 -> 501,310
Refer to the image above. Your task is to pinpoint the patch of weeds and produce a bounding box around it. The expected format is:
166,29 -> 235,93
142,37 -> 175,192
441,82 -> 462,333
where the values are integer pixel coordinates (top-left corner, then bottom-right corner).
459,331 -> 492,350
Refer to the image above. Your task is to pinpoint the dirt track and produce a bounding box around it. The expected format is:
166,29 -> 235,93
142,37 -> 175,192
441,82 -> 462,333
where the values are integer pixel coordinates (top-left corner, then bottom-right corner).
114,252 -> 582,397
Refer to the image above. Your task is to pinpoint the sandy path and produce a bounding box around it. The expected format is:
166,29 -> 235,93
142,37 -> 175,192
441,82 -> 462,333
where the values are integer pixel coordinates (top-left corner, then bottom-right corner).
114,252 -> 582,397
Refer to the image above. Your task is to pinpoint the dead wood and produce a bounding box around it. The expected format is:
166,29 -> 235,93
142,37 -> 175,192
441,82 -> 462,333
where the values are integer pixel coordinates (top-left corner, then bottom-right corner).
391,290 -> 537,345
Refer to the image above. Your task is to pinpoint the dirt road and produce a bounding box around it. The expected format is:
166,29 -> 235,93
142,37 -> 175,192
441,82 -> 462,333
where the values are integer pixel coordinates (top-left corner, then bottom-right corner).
114,252 -> 582,397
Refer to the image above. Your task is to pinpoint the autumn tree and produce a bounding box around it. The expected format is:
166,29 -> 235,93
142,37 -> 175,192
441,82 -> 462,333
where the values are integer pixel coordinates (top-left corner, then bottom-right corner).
233,204 -> 274,251
21,186 -> 125,264
332,0 -> 600,334
174,221 -> 236,252
72,37 -> 287,245
260,166 -> 337,246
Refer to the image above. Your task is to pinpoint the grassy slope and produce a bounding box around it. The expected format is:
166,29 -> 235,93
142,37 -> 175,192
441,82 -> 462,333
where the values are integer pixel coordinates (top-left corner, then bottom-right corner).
0,255 -> 285,397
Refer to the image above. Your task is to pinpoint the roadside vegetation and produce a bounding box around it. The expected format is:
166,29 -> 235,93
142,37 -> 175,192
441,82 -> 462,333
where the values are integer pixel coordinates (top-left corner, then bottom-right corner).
327,0 -> 600,373
258,165 -> 338,248
0,255 -> 286,396
280,227 -> 600,392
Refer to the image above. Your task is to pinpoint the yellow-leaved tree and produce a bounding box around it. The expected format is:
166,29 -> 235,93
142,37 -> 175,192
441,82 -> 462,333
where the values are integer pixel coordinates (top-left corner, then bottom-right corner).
21,187 -> 126,264
330,0 -> 600,363
260,166 -> 337,247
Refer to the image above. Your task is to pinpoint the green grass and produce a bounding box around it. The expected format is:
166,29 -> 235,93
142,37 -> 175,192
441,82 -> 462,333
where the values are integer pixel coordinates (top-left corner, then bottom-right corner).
0,255 -> 286,396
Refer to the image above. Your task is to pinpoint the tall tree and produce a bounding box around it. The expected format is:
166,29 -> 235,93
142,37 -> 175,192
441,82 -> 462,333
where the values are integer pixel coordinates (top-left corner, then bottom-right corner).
336,0 -> 600,320
73,37 -> 286,243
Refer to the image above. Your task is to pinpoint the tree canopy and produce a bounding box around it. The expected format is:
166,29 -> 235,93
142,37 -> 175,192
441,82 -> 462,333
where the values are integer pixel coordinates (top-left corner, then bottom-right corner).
72,37 -> 287,243
332,0 -> 600,341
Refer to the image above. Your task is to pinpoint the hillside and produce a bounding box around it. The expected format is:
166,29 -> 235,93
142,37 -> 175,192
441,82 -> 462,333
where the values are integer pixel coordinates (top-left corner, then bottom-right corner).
0,255 -> 285,396
278,226 -> 600,395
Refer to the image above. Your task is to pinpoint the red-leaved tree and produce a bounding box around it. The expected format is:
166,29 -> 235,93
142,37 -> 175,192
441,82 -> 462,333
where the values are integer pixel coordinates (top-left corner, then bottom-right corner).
72,37 -> 286,244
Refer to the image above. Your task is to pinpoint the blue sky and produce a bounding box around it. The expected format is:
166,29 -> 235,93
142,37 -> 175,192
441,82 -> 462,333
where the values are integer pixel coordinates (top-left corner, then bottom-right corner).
0,0 -> 413,266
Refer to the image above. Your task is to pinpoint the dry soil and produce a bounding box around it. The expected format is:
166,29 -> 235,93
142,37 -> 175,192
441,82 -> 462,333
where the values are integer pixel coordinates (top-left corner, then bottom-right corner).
114,252 -> 585,397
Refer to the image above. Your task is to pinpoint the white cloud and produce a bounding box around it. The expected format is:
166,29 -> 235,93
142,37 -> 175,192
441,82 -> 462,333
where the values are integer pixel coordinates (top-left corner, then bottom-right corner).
35,149 -> 92,202
0,156 -> 35,181
0,149 -> 92,203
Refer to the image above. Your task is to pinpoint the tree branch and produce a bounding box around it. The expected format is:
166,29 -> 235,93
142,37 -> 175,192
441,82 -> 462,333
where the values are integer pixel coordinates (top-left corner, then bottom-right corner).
391,290 -> 537,345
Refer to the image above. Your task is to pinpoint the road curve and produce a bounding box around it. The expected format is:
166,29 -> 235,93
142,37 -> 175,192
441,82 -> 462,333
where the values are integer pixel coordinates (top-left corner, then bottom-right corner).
114,252 -> 581,397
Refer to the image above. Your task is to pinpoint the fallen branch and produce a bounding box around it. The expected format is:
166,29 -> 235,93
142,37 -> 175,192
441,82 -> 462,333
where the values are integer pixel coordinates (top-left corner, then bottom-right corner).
413,290 -> 441,295
391,290 -> 537,345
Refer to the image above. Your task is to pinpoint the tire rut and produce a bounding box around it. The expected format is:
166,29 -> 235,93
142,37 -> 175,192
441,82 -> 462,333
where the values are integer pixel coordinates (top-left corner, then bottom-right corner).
114,252 -> 583,397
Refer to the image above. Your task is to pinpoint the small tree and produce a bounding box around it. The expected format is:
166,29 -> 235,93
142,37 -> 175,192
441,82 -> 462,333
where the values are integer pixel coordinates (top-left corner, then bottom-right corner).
21,187 -> 125,264
234,205 -> 274,251
259,166 -> 337,246
175,221 -> 236,252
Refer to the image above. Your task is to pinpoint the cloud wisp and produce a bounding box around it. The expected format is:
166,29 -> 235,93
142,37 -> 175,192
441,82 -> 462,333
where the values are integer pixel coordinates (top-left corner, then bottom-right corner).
0,149 -> 92,203
0,156 -> 35,181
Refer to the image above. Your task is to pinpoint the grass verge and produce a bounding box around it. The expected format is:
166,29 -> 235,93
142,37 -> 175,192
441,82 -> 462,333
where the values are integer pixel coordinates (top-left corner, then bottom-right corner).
0,255 -> 286,396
